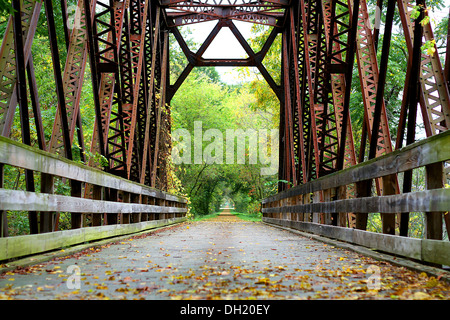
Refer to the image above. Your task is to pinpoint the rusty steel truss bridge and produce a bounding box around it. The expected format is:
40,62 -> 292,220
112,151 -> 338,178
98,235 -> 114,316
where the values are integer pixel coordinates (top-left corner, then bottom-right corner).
0,0 -> 449,267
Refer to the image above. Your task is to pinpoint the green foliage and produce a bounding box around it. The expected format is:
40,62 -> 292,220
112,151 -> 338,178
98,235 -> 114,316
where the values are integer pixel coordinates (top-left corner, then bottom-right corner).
0,0 -> 13,15
192,212 -> 219,221
236,25 -> 281,127
170,28 -> 278,218
230,209 -> 261,222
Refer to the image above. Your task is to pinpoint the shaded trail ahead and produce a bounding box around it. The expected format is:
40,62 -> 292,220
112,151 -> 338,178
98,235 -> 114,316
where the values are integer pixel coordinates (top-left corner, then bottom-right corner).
1,212 -> 449,300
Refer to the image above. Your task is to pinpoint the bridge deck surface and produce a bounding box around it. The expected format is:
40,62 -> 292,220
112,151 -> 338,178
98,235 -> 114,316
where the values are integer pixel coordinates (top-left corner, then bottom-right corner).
1,212 -> 449,300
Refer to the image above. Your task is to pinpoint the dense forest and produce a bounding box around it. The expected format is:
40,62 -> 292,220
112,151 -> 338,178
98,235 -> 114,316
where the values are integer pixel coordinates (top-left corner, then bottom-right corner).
0,0 -> 448,240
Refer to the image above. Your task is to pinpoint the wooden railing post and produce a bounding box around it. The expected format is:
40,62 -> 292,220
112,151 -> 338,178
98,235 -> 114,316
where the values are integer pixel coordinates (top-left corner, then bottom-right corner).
323,188 -> 332,225
355,180 -> 370,230
70,180 -> 83,229
92,185 -> 103,226
122,191 -> 131,224
131,193 -> 140,222
312,191 -> 321,223
107,188 -> 118,224
304,193 -> 311,222
425,162 -> 444,240
337,185 -> 347,227
381,174 -> 397,235
40,173 -> 54,232
0,164 -> 7,237
141,195 -> 148,221
149,197 -> 155,220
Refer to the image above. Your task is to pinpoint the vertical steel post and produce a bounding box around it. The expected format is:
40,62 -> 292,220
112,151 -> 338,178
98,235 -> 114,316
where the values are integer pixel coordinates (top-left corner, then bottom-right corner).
13,0 -> 38,234
367,0 -> 397,235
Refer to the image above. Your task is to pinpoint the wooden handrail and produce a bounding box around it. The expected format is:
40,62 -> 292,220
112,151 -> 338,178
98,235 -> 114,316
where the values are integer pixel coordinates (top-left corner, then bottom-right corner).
263,130 -> 450,204
261,130 -> 450,266
0,135 -> 186,203
0,136 -> 188,261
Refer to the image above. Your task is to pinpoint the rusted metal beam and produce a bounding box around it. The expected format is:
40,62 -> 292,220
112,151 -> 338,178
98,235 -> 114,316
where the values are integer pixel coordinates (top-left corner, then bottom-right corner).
85,0 -> 106,158
140,6 -> 161,185
281,28 -> 296,187
167,10 -> 282,27
160,0 -> 290,6
397,0 -> 423,237
13,0 -> 38,234
45,0 -> 73,160
335,0 -> 359,171
353,0 -> 396,198
445,7 -> 450,91
151,31 -> 169,188
299,0 -> 322,180
26,58 -> 46,151
48,0 -> 95,157
0,0 -> 41,138
368,0 -> 395,161
124,0 -> 150,181
289,4 -> 307,185
398,0 -> 450,136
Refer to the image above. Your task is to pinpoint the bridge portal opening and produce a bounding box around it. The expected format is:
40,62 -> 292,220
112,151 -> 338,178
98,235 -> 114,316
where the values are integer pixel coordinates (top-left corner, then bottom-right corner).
165,5 -> 285,218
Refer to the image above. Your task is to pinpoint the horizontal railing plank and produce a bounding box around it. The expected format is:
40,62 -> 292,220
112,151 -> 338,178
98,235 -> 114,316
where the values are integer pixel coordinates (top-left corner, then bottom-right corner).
261,189 -> 450,214
0,217 -> 186,261
0,189 -> 188,214
0,136 -> 187,203
263,217 -> 449,266
262,130 -> 450,204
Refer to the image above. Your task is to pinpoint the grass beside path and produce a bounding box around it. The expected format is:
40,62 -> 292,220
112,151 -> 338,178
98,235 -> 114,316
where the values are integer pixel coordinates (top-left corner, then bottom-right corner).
192,212 -> 219,221
192,209 -> 261,222
229,209 -> 261,222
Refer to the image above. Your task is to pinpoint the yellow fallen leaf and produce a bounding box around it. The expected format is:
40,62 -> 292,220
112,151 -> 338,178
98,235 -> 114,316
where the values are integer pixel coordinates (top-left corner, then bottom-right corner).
413,292 -> 430,300
96,285 -> 108,290
426,277 -> 439,288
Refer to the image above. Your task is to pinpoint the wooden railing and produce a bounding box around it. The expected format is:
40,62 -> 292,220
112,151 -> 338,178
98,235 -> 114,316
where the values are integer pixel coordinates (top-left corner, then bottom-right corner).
0,136 -> 187,261
262,130 -> 450,266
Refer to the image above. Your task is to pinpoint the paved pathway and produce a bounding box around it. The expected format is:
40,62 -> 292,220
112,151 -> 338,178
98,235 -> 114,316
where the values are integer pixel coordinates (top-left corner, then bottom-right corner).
1,213 -> 449,300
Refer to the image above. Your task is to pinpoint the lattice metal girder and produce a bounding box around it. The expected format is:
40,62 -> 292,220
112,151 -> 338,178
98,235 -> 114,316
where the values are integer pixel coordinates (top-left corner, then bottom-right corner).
299,0 -> 321,178
0,0 -> 41,137
162,0 -> 287,25
88,0 -> 129,173
123,0 -> 150,181
48,0 -> 96,156
352,0 -> 400,199
160,0 -> 289,6
321,0 -> 357,169
397,0 -> 450,136
167,11 -> 282,27
352,0 -> 393,158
